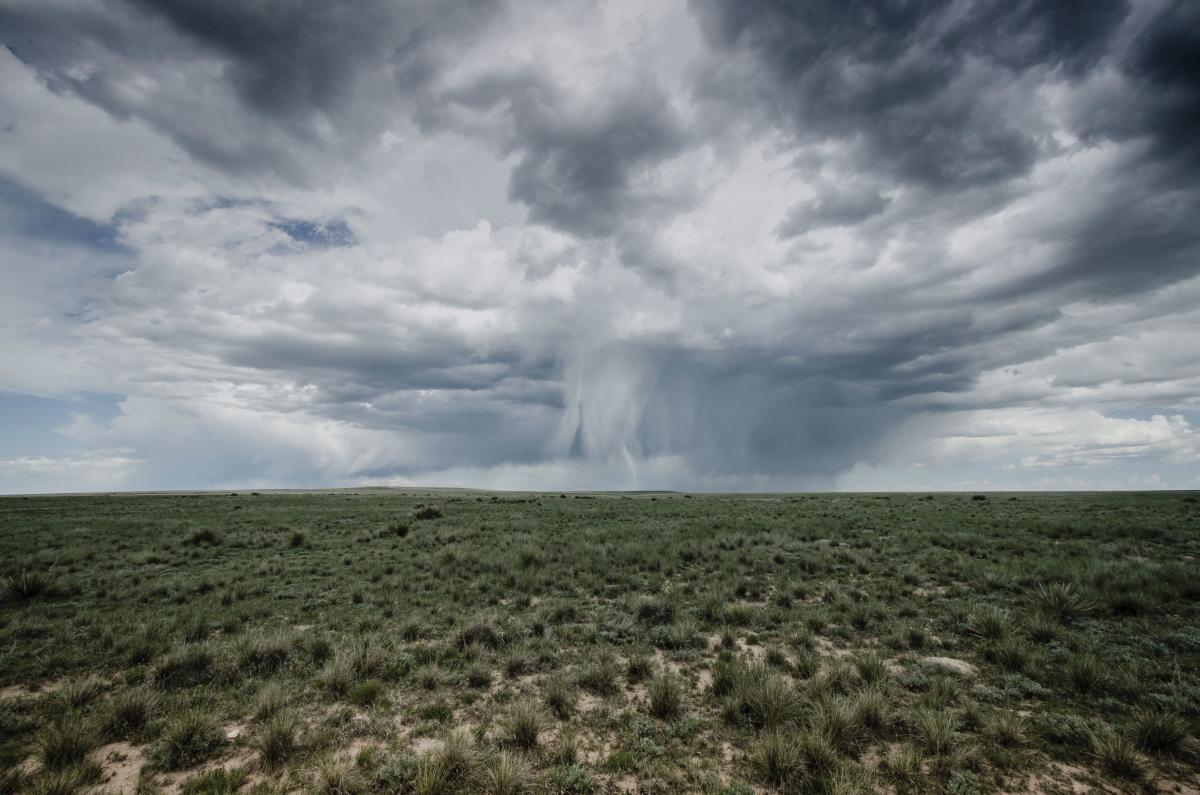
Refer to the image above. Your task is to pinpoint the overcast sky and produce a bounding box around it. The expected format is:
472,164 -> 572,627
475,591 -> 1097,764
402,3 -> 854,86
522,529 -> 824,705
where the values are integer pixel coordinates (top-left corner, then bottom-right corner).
1,0 -> 1198,493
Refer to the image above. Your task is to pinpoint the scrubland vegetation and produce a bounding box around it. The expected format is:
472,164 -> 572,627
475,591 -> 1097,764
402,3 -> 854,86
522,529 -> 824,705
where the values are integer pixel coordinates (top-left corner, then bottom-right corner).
1,490 -> 1198,793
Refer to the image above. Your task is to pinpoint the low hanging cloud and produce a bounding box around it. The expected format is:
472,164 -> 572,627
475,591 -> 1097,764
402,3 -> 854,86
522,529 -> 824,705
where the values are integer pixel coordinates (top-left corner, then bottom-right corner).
0,0 -> 1197,492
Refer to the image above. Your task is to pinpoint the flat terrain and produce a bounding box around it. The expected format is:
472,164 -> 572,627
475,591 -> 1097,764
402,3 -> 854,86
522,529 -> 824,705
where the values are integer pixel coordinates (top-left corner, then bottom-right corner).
1,491 -> 1198,794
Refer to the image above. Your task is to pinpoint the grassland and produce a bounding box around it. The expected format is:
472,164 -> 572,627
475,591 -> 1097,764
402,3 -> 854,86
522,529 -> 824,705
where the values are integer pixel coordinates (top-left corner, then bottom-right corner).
1,490 -> 1198,794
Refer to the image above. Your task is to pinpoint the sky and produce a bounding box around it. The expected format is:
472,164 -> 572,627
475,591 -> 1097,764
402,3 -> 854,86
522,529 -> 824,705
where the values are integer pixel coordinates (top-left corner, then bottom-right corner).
0,0 -> 1198,494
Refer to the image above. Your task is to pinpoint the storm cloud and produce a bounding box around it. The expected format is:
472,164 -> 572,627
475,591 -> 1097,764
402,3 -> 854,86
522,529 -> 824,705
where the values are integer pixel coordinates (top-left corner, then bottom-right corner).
0,0 -> 1197,492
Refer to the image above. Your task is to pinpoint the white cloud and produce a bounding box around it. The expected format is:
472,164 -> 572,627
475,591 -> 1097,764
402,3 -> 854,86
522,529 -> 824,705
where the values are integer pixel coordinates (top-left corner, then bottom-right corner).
1,0 -> 1199,492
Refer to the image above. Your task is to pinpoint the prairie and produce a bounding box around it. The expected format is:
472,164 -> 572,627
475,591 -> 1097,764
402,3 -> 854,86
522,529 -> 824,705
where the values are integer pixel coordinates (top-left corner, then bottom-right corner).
1,490 -> 1198,793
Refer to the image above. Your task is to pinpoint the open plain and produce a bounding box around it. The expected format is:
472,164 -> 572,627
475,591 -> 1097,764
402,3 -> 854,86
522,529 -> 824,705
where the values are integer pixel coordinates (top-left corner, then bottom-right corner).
1,491 -> 1198,794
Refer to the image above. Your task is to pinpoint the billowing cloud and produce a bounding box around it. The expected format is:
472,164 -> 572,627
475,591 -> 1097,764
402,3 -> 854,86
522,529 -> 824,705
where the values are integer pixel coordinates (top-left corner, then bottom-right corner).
0,0 -> 1197,492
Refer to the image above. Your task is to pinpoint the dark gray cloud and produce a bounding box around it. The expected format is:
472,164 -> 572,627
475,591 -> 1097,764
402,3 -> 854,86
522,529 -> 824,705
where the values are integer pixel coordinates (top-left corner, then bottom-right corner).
505,81 -> 689,237
1115,0 -> 1200,175
691,0 -> 1128,190
431,68 -> 691,238
0,0 -> 501,180
989,177 -> 1200,301
776,185 -> 891,238
691,0 -> 1200,310
125,0 -> 500,120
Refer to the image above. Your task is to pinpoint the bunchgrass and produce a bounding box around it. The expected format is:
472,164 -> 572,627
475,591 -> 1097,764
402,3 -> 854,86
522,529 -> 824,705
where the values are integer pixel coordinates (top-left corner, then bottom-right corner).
647,672 -> 685,720
251,712 -> 300,768
102,688 -> 154,740
576,656 -> 620,696
3,570 -> 51,600
912,708 -> 957,756
37,712 -> 99,771
152,707 -> 225,770
543,675 -> 576,719
750,731 -> 802,788
254,682 -> 287,721
482,750 -> 531,795
500,700 -> 541,750
1092,731 -> 1143,780
722,662 -> 798,730
152,644 -> 214,689
1129,708 -> 1188,755
180,766 -> 250,794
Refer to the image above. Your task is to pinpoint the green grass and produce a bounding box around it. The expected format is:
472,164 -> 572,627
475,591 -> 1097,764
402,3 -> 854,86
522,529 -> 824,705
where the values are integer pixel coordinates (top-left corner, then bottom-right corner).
500,700 -> 542,750
152,707 -> 225,769
101,687 -> 155,740
250,711 -> 300,768
0,489 -> 1198,792
36,712 -> 99,771
483,750 -> 532,795
647,672 -> 685,720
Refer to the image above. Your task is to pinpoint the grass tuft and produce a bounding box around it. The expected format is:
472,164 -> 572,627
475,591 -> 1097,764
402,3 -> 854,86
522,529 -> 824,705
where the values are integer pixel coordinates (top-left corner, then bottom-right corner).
314,759 -> 366,795
966,605 -> 1011,641
152,644 -> 214,689
1063,652 -> 1103,695
102,688 -> 155,740
1129,708 -> 1187,756
251,712 -> 300,768
723,662 -> 799,730
349,679 -> 384,707
501,700 -> 542,750
647,672 -> 685,720
455,617 -> 506,650
625,653 -> 653,684
254,682 -> 287,721
912,708 -> 957,756
2,570 -> 51,600
577,656 -> 620,696
750,731 -> 802,788
50,675 -> 105,710
483,750 -> 531,795
235,632 -> 292,675
37,712 -> 100,771
152,707 -> 225,769
416,729 -> 477,794
180,766 -> 250,794
1092,731 -> 1143,780
467,662 -> 492,689
544,675 -> 576,719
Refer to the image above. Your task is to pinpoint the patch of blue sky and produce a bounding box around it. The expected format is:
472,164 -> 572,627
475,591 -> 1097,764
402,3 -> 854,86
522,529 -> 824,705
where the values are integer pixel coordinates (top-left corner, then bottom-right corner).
0,177 -> 127,253
0,392 -> 123,457
268,217 -> 355,250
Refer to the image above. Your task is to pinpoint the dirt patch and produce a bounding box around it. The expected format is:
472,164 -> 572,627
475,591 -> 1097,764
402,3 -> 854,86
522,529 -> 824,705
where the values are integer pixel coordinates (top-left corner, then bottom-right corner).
615,774 -> 638,792
736,638 -> 766,661
919,656 -> 977,677
0,685 -> 31,700
578,691 -> 601,713
88,741 -> 147,794
815,637 -> 852,658
584,738 -> 614,766
336,738 -> 377,763
1152,775 -> 1200,795
1012,761 -> 1102,794
156,747 -> 258,795
409,735 -> 441,755
0,678 -> 66,700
